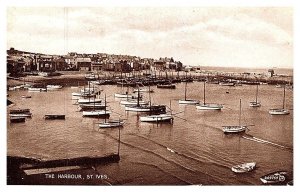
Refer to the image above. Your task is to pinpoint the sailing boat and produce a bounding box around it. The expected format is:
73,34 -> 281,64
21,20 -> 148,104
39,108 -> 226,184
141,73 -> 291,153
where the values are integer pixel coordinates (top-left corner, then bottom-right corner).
178,81 -> 199,105
269,85 -> 290,115
222,99 -> 248,133
249,84 -> 261,107
98,94 -> 124,128
125,86 -> 166,113
196,81 -> 223,110
115,79 -> 136,98
82,94 -> 111,117
140,99 -> 173,122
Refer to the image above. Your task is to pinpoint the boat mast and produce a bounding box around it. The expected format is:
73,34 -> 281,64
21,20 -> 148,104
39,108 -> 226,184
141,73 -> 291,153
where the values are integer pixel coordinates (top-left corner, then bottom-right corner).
283,84 -> 286,109
239,99 -> 241,126
255,84 -> 258,103
184,81 -> 187,101
137,85 -> 140,107
118,125 -> 121,155
104,93 -> 107,123
203,81 -> 206,105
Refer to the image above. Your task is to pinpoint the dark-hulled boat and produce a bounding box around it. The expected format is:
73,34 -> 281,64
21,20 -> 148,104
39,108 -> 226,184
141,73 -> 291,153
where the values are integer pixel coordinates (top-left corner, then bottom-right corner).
260,171 -> 287,184
44,115 -> 66,120
10,116 -> 26,123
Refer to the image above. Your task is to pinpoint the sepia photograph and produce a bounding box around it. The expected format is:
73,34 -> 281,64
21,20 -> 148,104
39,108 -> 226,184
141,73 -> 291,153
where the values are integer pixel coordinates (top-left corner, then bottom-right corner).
4,2 -> 295,189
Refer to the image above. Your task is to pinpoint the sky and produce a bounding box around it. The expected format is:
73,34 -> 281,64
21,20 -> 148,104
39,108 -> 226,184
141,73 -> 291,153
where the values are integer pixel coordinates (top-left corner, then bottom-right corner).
7,7 -> 293,68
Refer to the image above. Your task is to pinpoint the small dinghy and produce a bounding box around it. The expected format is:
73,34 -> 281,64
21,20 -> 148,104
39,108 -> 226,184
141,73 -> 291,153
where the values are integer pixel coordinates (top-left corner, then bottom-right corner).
231,162 -> 256,173
260,171 -> 287,184
10,116 -> 26,123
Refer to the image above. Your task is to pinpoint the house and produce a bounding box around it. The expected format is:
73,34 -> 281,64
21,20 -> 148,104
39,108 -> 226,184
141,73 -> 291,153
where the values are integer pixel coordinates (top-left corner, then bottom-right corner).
76,57 -> 91,71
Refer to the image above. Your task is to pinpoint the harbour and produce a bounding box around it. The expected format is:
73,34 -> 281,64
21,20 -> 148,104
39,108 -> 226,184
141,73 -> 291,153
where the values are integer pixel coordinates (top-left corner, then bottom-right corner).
7,74 -> 293,185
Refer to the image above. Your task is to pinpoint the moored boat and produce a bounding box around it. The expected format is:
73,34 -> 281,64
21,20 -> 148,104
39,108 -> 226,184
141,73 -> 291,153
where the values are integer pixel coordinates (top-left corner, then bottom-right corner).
10,116 -> 26,123
10,109 -> 30,114
28,87 -> 47,92
140,114 -> 173,122
9,113 -> 32,118
98,120 -> 124,128
178,81 -> 199,105
120,99 -> 149,106
196,81 -> 223,110
77,98 -> 102,104
44,114 -> 65,120
231,162 -> 256,173
82,110 -> 111,117
260,171 -> 287,184
157,83 -> 176,89
249,85 -> 261,107
46,85 -> 63,90
21,95 -> 32,99
269,85 -> 289,115
79,103 -> 106,110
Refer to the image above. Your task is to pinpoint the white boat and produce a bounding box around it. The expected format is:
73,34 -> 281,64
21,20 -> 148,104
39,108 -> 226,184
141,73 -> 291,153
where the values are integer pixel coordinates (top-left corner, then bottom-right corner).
269,85 -> 289,115
28,87 -> 47,92
260,171 -> 287,184
219,82 -> 235,86
249,85 -> 261,107
133,87 -> 154,93
99,120 -> 124,128
114,93 -> 133,98
82,110 -> 111,117
178,81 -> 199,105
77,98 -> 102,104
120,99 -> 149,106
196,81 -> 223,110
9,113 -> 32,117
222,99 -> 249,133
140,114 -> 173,122
46,85 -> 62,90
231,162 -> 256,173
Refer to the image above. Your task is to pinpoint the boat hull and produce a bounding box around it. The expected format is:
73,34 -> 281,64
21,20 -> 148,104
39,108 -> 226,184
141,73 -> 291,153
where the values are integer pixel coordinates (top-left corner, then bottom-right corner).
196,104 -> 223,110
140,114 -> 173,122
260,171 -> 287,184
249,102 -> 261,107
231,162 -> 256,173
178,100 -> 199,105
99,121 -> 124,128
82,110 -> 111,117
10,117 -> 26,123
223,125 -> 247,133
269,109 -> 290,115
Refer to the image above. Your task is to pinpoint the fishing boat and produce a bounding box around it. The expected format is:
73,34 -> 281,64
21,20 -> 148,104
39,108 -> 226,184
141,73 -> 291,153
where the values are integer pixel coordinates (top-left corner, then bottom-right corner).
222,99 -> 248,133
46,85 -> 63,90
10,116 -> 26,123
196,82 -> 223,110
140,114 -> 173,122
157,83 -> 176,89
231,162 -> 256,173
249,84 -> 261,107
44,114 -> 66,120
260,171 -> 287,184
178,81 -> 199,105
269,85 -> 290,115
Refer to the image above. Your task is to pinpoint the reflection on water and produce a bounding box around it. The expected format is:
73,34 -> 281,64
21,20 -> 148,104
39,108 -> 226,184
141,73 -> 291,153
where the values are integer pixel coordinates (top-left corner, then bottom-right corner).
7,82 -> 293,185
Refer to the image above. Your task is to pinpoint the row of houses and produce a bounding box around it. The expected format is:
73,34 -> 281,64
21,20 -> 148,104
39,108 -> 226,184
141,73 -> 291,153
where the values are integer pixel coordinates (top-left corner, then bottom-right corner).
7,48 -> 184,75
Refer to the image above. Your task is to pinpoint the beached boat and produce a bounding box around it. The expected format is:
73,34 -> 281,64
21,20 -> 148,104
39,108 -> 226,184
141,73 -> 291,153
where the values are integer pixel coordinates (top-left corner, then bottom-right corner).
44,114 -> 65,120
140,114 -> 173,122
269,85 -> 290,115
10,116 -> 26,123
196,81 -> 223,110
178,81 -> 199,105
98,119 -> 124,128
222,99 -> 248,133
249,84 -> 261,107
231,162 -> 256,173
260,171 -> 287,184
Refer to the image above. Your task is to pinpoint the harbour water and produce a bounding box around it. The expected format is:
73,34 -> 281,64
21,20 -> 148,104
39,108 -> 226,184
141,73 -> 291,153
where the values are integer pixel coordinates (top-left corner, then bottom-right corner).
7,81 -> 293,185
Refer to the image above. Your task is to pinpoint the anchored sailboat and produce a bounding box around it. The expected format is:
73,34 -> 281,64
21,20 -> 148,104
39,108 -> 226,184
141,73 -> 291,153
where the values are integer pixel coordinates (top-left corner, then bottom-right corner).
222,99 -> 248,133
178,81 -> 199,105
269,85 -> 290,115
196,81 -> 223,110
249,84 -> 261,107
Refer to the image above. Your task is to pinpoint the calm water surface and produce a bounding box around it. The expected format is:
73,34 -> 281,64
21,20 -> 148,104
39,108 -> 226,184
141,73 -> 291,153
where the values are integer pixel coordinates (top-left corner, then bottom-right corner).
7,82 -> 293,185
